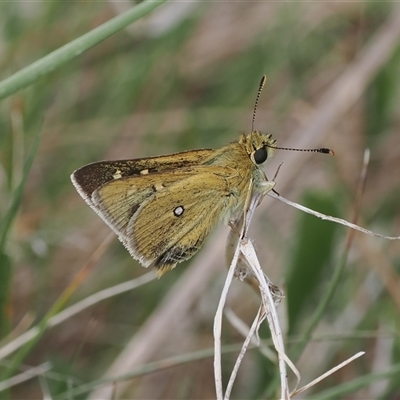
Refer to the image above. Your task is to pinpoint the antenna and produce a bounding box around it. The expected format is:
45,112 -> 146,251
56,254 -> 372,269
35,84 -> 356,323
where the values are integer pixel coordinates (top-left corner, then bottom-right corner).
252,75 -> 267,132
267,144 -> 335,156
252,75 -> 334,156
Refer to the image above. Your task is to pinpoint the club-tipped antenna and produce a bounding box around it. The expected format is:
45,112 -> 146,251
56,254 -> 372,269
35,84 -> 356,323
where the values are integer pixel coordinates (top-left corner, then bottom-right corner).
252,75 -> 267,132
252,75 -> 334,156
267,144 -> 335,156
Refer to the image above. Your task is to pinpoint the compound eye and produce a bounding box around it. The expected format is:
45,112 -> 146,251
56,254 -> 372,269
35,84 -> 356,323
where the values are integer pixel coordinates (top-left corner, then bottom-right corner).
253,147 -> 268,164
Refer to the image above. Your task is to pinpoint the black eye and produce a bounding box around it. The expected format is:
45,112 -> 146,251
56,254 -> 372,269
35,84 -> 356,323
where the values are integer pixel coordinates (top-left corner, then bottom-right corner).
253,147 -> 268,164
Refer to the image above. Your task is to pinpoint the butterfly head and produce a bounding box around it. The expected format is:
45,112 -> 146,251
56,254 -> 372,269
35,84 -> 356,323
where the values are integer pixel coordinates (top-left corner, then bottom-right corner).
240,131 -> 277,166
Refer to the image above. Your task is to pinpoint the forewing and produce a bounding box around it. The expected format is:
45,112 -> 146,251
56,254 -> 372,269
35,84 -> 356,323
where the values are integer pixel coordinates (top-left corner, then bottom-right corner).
71,149 -> 213,206
92,166 -> 238,274
90,168 -> 204,235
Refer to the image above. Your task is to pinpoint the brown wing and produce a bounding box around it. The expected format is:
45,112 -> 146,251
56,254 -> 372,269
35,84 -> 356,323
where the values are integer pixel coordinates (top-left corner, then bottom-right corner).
92,166 -> 242,275
71,149 -> 214,206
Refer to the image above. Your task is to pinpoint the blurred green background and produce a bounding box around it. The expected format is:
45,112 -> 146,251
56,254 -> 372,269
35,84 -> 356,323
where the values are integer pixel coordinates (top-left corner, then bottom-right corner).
0,1 -> 400,399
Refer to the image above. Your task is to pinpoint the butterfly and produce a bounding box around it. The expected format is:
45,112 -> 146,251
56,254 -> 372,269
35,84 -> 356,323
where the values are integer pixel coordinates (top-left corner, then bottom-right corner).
71,76 -> 331,276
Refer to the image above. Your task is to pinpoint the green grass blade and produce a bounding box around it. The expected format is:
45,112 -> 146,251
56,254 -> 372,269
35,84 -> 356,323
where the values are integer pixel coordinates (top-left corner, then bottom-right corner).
286,192 -> 339,334
0,0 -> 168,101
0,127 -> 41,339
0,253 -> 12,338
0,128 -> 41,251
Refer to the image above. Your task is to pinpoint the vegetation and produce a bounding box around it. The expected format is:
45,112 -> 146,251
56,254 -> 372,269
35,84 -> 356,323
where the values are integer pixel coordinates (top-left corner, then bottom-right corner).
0,1 -> 399,398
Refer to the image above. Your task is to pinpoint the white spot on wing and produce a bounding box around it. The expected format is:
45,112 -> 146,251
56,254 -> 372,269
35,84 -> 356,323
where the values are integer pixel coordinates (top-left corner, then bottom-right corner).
173,206 -> 184,217
113,169 -> 122,179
